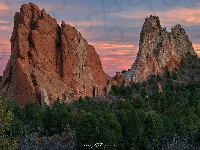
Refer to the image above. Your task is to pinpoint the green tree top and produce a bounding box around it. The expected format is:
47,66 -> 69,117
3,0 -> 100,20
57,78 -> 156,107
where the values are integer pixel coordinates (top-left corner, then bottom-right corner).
0,95 -> 18,150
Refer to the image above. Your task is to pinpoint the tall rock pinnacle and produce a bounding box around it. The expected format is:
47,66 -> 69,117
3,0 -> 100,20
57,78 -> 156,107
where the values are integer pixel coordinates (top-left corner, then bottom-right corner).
123,15 -> 196,83
0,3 -> 115,105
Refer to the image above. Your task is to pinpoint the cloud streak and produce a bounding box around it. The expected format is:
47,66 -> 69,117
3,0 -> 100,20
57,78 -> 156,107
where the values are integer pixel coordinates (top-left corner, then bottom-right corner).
110,7 -> 200,27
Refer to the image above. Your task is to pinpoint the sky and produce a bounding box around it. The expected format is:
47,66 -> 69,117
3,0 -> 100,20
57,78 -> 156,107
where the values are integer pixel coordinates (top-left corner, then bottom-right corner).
1,0 -> 200,77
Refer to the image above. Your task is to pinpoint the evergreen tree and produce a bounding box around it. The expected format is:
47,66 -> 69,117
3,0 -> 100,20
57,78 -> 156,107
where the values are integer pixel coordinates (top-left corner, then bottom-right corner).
0,95 -> 18,149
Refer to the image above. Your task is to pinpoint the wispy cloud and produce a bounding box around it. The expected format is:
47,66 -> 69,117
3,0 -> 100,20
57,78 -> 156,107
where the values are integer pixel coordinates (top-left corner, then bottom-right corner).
110,7 -> 200,27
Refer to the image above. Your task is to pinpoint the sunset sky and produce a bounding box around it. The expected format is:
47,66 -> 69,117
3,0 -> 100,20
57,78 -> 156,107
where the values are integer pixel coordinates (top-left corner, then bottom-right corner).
1,0 -> 200,77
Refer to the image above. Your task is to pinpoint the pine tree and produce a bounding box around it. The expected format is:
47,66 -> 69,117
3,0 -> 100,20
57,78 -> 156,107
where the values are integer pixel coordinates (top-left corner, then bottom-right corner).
0,95 -> 18,150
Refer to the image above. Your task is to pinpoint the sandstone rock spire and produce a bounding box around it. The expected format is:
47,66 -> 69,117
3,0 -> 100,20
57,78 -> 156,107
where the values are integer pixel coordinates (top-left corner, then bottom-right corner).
0,3 -> 115,105
123,15 -> 196,83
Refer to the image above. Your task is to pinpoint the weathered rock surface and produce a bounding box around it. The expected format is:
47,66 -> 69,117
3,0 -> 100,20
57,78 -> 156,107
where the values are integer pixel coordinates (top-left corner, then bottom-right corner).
0,3 -> 116,105
123,15 -> 197,83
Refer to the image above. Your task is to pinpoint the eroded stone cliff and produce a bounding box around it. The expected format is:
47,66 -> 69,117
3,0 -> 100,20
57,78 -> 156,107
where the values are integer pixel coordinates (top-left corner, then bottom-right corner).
123,15 -> 196,83
0,3 -> 115,105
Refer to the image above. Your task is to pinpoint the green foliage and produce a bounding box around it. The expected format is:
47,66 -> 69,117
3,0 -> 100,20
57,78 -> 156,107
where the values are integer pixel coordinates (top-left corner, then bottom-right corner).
148,75 -> 156,84
148,78 -> 155,84
165,79 -> 174,90
121,70 -> 126,74
171,71 -> 178,80
141,81 -> 147,87
197,70 -> 200,75
192,63 -> 199,69
133,97 -> 145,109
180,58 -> 185,68
0,95 -> 18,150
117,107 -> 143,149
141,88 -> 147,98
111,85 -> 132,99
131,82 -> 141,91
76,112 -> 121,150
76,112 -> 99,149
166,70 -> 171,78
4,73 -> 200,149
186,51 -> 191,57
156,74 -> 162,81
181,70 -> 186,74
144,114 -> 163,142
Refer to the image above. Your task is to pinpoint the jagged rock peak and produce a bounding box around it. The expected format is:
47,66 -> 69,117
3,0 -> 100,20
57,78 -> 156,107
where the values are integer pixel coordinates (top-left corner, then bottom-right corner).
123,15 -> 196,83
0,3 -> 117,105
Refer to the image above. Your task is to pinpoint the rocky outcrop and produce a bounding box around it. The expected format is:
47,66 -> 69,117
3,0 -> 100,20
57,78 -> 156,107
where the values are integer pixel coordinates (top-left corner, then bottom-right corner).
123,15 -> 197,83
113,72 -> 124,86
157,83 -> 163,93
0,3 -> 116,105
113,72 -> 130,87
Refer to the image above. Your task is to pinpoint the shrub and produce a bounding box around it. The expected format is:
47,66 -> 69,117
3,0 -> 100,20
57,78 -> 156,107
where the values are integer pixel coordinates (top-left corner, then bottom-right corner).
180,59 -> 185,68
197,70 -> 200,75
181,70 -> 185,74
142,81 -> 147,87
186,51 -> 191,57
156,74 -> 162,81
121,70 -> 126,74
76,112 -> 122,150
171,71 -> 178,80
141,88 -> 147,98
148,78 -> 155,84
166,70 -> 171,78
192,63 -> 198,69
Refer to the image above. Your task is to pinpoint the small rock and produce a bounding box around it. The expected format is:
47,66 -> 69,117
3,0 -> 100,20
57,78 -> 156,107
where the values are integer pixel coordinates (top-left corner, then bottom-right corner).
157,83 -> 163,93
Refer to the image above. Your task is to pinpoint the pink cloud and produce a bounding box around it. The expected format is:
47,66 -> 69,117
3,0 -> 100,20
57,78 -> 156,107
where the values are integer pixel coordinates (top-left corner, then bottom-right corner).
193,43 -> 200,56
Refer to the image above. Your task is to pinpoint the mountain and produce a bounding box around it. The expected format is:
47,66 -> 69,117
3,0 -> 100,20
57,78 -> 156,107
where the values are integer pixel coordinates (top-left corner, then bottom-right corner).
123,15 -> 197,83
0,2 -> 117,105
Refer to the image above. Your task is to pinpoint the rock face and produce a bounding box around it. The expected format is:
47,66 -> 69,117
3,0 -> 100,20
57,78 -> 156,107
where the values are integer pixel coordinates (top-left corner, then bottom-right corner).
0,3 -> 115,105
123,15 -> 196,83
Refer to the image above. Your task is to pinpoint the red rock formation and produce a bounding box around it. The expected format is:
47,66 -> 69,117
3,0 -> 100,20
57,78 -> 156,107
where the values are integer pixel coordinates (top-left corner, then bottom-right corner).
123,15 -> 196,83
0,3 -> 115,105
113,72 -> 130,86
114,72 -> 124,86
